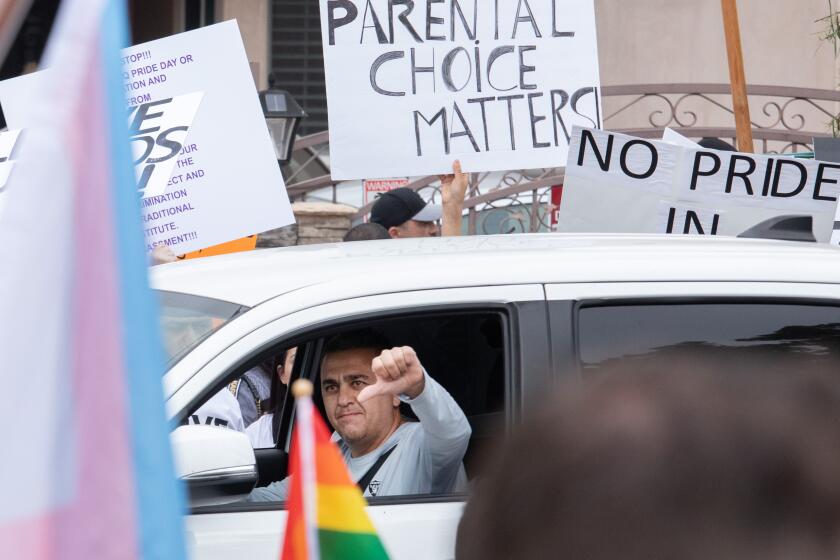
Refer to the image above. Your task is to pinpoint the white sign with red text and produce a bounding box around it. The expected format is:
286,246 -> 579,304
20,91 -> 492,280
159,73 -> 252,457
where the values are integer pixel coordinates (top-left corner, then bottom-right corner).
364,178 -> 410,206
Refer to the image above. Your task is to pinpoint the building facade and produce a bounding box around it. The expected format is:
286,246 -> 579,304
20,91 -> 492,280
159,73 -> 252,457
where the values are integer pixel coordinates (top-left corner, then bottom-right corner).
2,1 -> 838,139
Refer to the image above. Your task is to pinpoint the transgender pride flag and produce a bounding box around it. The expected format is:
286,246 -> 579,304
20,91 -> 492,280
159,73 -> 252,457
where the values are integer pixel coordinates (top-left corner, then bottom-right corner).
0,1 -> 186,559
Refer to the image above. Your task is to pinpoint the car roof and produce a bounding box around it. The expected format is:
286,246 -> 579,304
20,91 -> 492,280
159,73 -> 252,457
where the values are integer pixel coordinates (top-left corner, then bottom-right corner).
150,234 -> 840,307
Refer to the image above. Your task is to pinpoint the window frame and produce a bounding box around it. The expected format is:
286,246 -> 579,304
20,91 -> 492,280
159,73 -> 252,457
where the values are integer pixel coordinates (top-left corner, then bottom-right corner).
549,293 -> 840,380
188,304 -> 518,514
171,284 -> 549,514
157,289 -> 250,368
575,296 -> 840,370
546,281 -> 840,381
275,307 -> 514,453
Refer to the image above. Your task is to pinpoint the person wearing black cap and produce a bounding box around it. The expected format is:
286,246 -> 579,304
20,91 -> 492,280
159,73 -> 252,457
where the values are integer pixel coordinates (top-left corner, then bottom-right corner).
370,161 -> 468,238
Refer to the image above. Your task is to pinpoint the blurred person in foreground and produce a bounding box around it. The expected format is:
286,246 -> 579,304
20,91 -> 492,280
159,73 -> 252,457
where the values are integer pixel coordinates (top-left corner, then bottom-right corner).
370,160 -> 468,238
456,353 -> 840,560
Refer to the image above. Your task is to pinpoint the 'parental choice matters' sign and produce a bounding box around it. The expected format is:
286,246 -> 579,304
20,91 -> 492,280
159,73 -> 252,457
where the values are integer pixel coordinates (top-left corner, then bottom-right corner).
320,0 -> 602,180
0,21 -> 294,255
558,127 -> 840,242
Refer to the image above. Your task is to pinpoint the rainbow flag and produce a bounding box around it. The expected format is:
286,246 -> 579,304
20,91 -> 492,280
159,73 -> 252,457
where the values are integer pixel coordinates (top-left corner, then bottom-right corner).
0,0 -> 186,558
282,381 -> 390,560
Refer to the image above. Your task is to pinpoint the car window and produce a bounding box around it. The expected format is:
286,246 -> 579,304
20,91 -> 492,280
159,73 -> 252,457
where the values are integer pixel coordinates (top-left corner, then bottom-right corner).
182,309 -> 509,508
157,290 -> 248,366
578,303 -> 840,371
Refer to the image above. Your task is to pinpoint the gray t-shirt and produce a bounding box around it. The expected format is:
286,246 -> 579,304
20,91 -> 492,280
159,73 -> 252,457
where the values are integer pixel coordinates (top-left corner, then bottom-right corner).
247,372 -> 471,501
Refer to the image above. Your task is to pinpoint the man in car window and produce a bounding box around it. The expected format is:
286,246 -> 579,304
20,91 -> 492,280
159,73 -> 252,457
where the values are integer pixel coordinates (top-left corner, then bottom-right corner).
248,329 -> 471,501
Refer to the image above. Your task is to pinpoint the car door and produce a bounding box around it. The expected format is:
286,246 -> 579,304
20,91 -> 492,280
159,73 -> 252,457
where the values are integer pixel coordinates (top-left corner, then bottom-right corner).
171,284 -> 549,560
545,281 -> 840,381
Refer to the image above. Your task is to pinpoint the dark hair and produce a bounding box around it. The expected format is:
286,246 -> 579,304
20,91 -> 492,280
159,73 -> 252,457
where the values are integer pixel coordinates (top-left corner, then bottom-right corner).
263,349 -> 286,413
324,328 -> 391,357
343,223 -> 391,242
266,348 -> 289,441
457,352 -> 840,560
321,328 -> 416,420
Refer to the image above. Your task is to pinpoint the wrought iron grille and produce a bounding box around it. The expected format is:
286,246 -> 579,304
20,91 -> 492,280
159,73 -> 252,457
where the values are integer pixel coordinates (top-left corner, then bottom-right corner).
284,84 -> 840,235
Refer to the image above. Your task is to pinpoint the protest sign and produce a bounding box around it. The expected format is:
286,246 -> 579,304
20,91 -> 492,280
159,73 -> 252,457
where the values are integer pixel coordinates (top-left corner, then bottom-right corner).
364,178 -> 410,206
320,0 -> 601,180
548,184 -> 564,231
812,138 -> 840,244
557,127 -> 840,242
129,92 -> 203,198
814,137 -> 840,164
661,127 -> 700,148
0,128 -> 21,161
0,129 -> 21,216
0,21 -> 294,254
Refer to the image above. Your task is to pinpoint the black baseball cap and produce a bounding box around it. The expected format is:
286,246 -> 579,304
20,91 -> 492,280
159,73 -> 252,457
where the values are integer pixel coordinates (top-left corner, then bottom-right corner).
370,188 -> 442,229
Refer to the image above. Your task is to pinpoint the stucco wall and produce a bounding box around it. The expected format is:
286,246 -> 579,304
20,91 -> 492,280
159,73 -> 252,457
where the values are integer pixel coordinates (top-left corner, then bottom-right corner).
220,1 -> 840,140
596,0 -> 838,88
217,0 -> 270,90
594,0 -> 840,139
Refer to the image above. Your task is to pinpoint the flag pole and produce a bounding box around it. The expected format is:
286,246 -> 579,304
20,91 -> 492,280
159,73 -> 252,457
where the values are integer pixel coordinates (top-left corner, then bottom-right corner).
721,0 -> 754,153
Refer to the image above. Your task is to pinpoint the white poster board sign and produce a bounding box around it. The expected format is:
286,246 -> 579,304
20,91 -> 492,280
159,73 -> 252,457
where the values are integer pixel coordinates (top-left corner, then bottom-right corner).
661,127 -> 700,148
558,127 -> 840,241
0,129 -> 22,216
0,21 -> 294,254
320,0 -> 601,180
129,92 -> 204,198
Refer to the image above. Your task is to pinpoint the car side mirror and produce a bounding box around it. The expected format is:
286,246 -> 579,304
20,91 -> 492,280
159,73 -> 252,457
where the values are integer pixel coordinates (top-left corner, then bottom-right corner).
171,425 -> 258,507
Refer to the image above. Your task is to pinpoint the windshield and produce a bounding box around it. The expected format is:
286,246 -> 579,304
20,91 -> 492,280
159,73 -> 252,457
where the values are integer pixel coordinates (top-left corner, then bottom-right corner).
157,290 -> 248,366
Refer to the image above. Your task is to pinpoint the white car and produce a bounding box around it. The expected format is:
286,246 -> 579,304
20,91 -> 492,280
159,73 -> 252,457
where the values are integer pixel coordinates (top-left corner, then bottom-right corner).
154,233 -> 840,560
